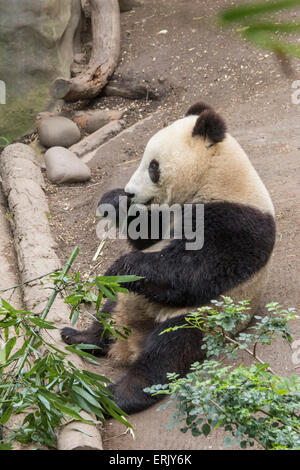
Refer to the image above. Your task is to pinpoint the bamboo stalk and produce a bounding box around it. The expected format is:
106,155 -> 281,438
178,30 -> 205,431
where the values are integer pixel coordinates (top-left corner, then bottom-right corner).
0,270 -> 60,295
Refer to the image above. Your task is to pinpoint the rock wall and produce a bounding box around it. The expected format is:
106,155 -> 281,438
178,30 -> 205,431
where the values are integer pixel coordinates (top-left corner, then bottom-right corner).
0,0 -> 81,141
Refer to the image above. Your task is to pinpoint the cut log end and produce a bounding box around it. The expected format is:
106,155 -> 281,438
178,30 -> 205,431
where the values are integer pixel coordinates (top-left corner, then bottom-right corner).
51,78 -> 72,100
57,412 -> 103,451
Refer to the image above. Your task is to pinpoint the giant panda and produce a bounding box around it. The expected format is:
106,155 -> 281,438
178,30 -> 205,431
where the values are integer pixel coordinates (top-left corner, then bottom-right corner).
61,103 -> 276,414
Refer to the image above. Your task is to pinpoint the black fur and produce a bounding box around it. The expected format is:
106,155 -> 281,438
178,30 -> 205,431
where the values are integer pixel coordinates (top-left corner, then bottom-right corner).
98,188 -> 164,251
186,102 -> 212,116
105,202 -> 275,307
97,188 -> 129,225
107,315 -> 205,414
192,109 -> 227,144
148,159 -> 160,184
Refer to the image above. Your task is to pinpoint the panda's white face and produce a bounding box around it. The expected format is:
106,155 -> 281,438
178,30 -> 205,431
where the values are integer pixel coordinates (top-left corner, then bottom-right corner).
125,116 -> 212,205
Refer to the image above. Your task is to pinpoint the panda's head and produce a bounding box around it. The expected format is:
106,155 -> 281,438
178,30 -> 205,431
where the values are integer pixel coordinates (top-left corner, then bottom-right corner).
125,103 -> 227,206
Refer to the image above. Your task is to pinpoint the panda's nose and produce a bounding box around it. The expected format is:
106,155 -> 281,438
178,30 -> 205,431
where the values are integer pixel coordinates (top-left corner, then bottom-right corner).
125,191 -> 135,199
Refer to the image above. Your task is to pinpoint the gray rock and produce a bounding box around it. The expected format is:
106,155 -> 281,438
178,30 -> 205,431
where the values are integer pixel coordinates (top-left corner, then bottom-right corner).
45,147 -> 91,184
38,117 -> 81,148
0,0 -> 82,141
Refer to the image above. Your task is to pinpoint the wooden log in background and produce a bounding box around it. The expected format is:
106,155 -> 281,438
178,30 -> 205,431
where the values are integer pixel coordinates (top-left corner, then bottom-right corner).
0,144 -> 103,451
51,0 -> 120,102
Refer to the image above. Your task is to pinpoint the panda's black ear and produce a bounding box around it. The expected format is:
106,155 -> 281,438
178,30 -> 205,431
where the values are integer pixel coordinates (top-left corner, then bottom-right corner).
186,102 -> 212,116
192,109 -> 227,144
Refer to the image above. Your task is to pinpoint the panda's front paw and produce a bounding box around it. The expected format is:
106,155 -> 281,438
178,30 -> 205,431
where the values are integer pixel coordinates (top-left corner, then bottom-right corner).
61,327 -> 82,345
61,326 -> 101,349
98,188 -> 127,211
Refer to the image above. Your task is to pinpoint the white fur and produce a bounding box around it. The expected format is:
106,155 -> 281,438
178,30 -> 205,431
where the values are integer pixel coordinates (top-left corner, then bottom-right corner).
125,115 -> 274,215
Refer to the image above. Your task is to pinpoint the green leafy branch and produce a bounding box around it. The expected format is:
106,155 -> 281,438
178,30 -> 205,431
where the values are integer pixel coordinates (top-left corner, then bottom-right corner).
145,297 -> 300,450
53,271 -> 142,342
0,137 -> 10,149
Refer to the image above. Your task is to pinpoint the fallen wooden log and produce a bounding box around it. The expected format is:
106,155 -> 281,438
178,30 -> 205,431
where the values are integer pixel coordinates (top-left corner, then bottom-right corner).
73,108 -> 124,133
70,119 -> 123,157
103,80 -> 160,100
57,411 -> 103,450
0,187 -> 27,450
51,0 -> 120,102
81,111 -> 163,166
0,190 -> 21,308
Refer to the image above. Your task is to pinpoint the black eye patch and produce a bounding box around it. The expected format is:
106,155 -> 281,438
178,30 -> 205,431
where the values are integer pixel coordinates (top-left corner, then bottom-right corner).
149,159 -> 160,183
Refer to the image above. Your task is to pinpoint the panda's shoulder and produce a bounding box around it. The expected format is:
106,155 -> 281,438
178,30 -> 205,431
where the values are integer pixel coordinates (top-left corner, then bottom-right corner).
202,201 -> 276,245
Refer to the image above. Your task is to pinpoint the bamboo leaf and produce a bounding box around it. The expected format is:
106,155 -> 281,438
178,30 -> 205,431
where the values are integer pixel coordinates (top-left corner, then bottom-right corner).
220,0 -> 300,23
97,283 -> 117,301
72,386 -> 102,409
65,346 -> 100,365
97,275 -> 142,283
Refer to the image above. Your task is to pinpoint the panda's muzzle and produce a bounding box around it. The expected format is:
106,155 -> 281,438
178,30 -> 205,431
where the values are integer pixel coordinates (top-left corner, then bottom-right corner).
126,193 -> 154,207
125,191 -> 135,199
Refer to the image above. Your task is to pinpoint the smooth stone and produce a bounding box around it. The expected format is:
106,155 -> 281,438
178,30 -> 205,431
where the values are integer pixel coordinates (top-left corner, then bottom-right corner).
38,117 -> 81,148
45,147 -> 91,184
0,0 -> 81,141
35,112 -> 56,131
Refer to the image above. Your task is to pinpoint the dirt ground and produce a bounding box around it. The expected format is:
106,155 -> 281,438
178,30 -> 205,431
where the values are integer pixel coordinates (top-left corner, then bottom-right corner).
44,0 -> 300,450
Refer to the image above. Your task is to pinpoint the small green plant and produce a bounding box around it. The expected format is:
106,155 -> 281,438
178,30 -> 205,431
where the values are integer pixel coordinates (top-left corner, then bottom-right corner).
0,137 -> 10,149
0,247 -> 141,449
220,0 -> 300,61
145,297 -> 300,450
56,271 -> 141,341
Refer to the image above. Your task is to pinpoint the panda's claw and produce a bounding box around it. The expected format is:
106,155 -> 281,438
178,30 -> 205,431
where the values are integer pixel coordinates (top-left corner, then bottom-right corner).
61,327 -> 82,345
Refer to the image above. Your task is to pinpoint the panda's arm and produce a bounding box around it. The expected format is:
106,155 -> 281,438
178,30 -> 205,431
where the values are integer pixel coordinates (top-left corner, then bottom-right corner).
105,240 -> 197,306
98,188 -> 129,224
105,202 -> 276,307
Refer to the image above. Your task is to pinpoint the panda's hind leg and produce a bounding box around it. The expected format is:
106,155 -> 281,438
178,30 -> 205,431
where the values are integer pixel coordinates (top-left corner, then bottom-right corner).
61,300 -> 115,356
107,314 -> 205,415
